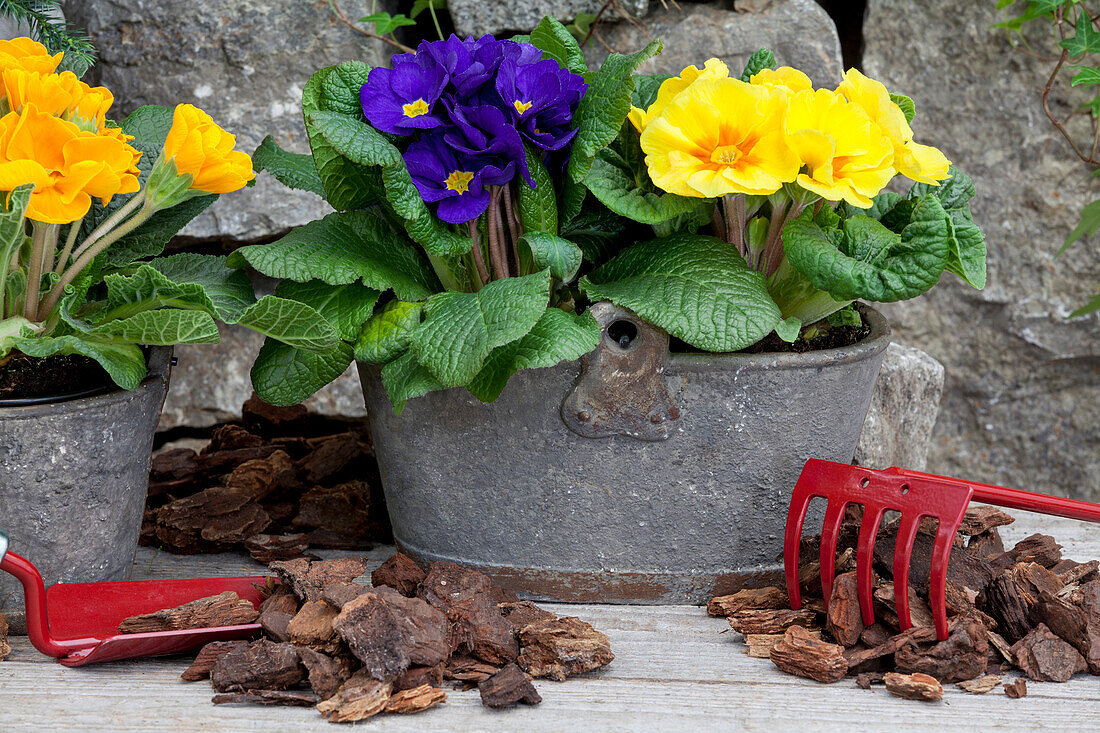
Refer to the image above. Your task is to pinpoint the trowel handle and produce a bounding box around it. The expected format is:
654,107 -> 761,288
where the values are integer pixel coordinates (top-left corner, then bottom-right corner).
0,528 -> 7,565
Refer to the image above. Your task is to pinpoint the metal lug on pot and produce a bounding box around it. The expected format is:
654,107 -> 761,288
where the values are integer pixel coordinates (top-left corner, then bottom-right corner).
561,303 -> 681,442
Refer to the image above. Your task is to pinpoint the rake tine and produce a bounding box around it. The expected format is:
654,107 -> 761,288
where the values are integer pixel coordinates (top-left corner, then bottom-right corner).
819,500 -> 848,604
783,488 -> 815,610
928,522 -> 955,641
891,513 -> 921,632
855,506 -> 885,627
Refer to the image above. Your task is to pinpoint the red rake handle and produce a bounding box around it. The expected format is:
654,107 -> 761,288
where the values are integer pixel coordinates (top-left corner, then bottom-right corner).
890,467 -> 1100,524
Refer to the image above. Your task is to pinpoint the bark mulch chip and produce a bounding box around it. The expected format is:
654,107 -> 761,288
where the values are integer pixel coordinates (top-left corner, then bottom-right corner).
709,506 -> 1100,701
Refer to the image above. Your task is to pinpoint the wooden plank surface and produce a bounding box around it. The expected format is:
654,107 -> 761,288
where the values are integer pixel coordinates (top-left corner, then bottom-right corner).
2,513 -> 1100,730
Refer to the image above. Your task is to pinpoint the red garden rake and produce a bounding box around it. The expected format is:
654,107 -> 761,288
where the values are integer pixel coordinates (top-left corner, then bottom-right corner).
783,459 -> 1100,641
0,528 -> 266,666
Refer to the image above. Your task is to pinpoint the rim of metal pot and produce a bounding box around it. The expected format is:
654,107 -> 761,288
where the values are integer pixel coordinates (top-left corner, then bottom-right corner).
0,346 -> 172,414
668,302 -> 891,373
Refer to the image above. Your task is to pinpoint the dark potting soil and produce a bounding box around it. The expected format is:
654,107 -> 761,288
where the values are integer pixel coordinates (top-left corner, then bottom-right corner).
738,322 -> 871,355
0,351 -> 114,401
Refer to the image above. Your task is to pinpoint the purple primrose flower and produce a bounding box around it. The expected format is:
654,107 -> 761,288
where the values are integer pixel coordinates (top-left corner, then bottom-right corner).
495,57 -> 586,151
360,53 -> 448,134
404,133 -> 514,224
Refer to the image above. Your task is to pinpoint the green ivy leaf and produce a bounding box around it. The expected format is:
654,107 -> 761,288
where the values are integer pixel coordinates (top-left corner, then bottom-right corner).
580,233 -> 781,351
354,300 -> 423,363
467,308 -> 600,402
251,337 -> 354,406
358,12 -> 417,35
783,195 -> 951,302
1062,197 -> 1100,253
738,48 -> 776,82
530,16 -> 587,74
1060,11 -> 1100,56
410,270 -> 551,385
228,210 -> 439,301
252,136 -> 324,197
274,280 -> 381,342
567,39 -> 662,185
519,232 -> 583,283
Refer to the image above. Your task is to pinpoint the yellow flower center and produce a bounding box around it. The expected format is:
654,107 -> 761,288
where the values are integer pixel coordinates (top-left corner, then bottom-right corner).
445,169 -> 474,194
403,98 -> 430,118
710,145 -> 743,165
513,100 -> 533,116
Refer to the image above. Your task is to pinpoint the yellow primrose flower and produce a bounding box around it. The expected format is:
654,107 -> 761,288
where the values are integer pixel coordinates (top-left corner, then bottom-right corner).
0,103 -> 141,223
628,58 -> 729,133
640,78 -> 800,198
783,88 -> 895,208
161,104 -> 255,194
749,66 -> 813,95
0,37 -> 62,75
835,68 -> 949,185
1,68 -> 115,132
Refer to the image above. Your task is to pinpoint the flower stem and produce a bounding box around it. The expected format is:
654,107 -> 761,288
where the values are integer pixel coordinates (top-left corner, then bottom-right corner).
54,218 -> 83,275
468,220 -> 489,288
72,192 -> 145,260
41,206 -> 155,320
502,185 -> 523,275
486,187 -> 508,280
23,223 -> 49,321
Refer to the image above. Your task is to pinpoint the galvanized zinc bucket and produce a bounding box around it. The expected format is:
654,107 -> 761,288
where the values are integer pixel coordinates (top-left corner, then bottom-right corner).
360,304 -> 890,604
0,347 -> 172,616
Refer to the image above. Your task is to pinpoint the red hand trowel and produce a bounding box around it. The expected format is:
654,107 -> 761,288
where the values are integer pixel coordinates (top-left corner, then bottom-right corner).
0,528 -> 266,666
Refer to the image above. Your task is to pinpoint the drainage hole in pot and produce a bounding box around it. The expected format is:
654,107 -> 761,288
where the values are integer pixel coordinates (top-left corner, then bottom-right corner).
607,319 -> 638,349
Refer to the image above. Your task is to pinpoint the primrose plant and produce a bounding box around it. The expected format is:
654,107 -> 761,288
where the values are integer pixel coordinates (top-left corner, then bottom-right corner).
246,19 -> 985,410
0,37 -> 342,390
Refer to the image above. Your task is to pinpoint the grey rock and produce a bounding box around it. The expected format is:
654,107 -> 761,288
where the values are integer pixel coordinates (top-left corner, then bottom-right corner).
587,0 -> 843,87
158,324 -> 365,431
855,343 -> 945,471
64,0 -> 394,243
448,0 -> 647,37
864,1 -> 1100,499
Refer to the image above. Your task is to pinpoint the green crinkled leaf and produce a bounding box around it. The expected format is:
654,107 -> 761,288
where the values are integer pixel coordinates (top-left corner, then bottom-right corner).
567,39 -> 662,185
890,93 -> 916,124
738,48 -> 776,82
908,166 -> 985,289
228,210 -> 439,301
518,143 -> 558,235
90,308 -> 221,345
96,265 -> 220,323
467,307 -> 600,402
580,233 -> 781,351
632,73 -> 672,109
381,349 -> 447,411
519,232 -> 583,284
318,61 -> 372,117
303,66 -> 385,211
0,184 -> 31,315
354,300 -> 423,363
783,195 -> 950,302
147,253 -> 257,322
585,143 -> 709,225
11,335 -> 146,389
251,337 -> 354,406
308,109 -> 470,257
410,270 -> 551,386
233,295 -> 341,351
561,209 -> 627,265
530,16 -> 587,74
252,136 -> 325,197
274,280 -> 381,342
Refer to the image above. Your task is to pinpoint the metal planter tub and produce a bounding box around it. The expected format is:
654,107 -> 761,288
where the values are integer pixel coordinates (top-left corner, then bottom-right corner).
360,305 -> 890,604
0,347 -> 172,612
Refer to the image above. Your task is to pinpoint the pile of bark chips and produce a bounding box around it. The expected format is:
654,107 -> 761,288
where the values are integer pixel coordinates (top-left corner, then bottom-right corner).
708,505 -> 1100,701
127,553 -> 613,722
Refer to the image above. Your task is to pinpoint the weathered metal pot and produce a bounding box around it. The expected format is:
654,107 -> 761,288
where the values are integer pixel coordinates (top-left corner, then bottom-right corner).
359,304 -> 890,604
0,347 -> 172,613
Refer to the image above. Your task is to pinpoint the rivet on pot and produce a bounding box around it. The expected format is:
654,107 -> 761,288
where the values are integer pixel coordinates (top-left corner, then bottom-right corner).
650,413 -> 664,424
577,410 -> 591,422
